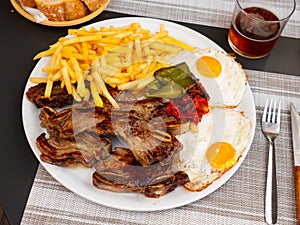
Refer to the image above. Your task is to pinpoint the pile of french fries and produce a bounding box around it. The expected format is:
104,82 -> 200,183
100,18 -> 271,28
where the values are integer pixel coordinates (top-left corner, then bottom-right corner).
31,22 -> 195,108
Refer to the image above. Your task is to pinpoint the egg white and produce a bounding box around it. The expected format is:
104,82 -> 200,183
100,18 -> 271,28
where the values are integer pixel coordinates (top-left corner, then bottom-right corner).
169,48 -> 247,108
177,107 -> 252,191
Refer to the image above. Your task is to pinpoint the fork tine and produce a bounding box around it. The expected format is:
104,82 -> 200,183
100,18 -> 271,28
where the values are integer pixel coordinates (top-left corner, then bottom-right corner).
262,98 -> 281,124
262,98 -> 269,122
277,100 -> 281,125
272,99 -> 277,123
267,98 -> 273,122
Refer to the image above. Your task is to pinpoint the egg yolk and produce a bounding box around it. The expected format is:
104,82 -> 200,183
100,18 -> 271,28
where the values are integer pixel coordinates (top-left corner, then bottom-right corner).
196,56 -> 222,78
206,142 -> 237,170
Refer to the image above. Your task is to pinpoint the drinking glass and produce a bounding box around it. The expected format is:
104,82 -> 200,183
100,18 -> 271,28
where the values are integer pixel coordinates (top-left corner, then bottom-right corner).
228,0 -> 296,59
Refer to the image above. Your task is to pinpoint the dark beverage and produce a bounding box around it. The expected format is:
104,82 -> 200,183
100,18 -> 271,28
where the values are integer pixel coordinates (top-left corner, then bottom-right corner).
228,7 -> 280,58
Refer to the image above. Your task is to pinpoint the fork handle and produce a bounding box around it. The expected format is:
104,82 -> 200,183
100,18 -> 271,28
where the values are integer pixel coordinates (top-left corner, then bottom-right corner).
265,140 -> 277,225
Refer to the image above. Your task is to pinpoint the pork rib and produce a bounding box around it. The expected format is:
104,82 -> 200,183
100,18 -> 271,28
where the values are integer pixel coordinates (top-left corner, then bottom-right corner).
36,132 -> 112,167
92,146 -> 189,197
38,99 -> 184,166
26,81 -> 74,108
93,169 -> 189,198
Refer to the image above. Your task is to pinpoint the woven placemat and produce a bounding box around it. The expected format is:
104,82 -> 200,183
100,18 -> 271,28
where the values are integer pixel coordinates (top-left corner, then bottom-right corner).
21,69 -> 300,225
106,0 -> 300,39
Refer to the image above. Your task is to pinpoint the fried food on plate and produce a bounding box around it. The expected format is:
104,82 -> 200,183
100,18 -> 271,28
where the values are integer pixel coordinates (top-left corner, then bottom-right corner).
31,22 -> 195,107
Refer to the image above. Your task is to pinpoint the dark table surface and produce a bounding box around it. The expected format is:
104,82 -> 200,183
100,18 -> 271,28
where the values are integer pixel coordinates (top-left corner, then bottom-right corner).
1,1 -> 300,224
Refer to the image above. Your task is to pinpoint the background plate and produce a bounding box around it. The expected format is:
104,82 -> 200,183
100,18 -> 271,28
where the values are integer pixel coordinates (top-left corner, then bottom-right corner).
22,17 -> 256,211
10,0 -> 110,27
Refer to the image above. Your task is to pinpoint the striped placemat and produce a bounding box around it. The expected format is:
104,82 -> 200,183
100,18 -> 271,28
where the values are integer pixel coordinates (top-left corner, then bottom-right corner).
21,69 -> 299,225
106,0 -> 300,39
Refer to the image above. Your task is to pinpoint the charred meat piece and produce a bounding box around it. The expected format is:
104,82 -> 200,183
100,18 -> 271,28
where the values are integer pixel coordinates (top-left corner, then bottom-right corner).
95,147 -> 140,172
36,132 -> 112,167
144,171 -> 190,198
35,98 -> 191,197
111,98 -> 184,166
115,121 -> 182,166
93,171 -> 143,193
39,103 -> 112,139
39,98 -> 193,140
93,147 -> 144,193
92,147 -> 189,197
26,81 -> 123,109
94,146 -> 179,183
39,99 -> 184,166
92,171 -> 189,198
26,81 -> 74,108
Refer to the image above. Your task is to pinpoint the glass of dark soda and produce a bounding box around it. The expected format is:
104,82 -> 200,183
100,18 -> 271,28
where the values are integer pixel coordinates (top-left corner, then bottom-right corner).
228,0 -> 296,59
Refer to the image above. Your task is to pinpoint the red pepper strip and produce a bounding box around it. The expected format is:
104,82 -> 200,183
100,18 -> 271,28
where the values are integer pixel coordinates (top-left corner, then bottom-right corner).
166,94 -> 209,125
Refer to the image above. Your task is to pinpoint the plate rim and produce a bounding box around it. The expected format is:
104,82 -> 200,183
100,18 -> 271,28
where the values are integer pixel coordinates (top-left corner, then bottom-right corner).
21,16 -> 256,211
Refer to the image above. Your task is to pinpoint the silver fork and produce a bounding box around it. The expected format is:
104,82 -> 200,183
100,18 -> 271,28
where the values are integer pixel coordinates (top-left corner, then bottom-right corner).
262,98 -> 281,225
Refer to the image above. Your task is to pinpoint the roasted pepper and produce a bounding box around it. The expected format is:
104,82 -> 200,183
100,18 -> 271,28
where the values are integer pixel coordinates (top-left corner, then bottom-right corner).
145,62 -> 197,98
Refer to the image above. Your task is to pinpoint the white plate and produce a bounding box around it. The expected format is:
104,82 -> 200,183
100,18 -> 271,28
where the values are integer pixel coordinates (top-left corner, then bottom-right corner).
22,17 -> 256,211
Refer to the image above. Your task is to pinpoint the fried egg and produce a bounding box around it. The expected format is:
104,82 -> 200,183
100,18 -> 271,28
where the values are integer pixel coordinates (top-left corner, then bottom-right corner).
177,107 -> 251,191
169,48 -> 247,107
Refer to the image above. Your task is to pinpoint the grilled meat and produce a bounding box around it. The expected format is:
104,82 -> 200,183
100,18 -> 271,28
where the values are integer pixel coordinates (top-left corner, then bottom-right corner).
115,122 -> 182,166
39,99 -> 184,166
92,146 -> 189,197
36,132 -> 112,167
92,171 -> 189,198
144,171 -> 189,198
25,81 -> 124,109
39,102 -> 112,139
26,81 -> 74,108
36,98 -> 186,196
39,98 -> 184,139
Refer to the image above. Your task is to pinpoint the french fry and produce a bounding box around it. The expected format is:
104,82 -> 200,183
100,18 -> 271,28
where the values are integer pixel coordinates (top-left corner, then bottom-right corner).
91,71 -> 119,109
44,80 -> 53,98
90,80 -> 103,107
32,22 -> 195,108
83,88 -> 90,101
33,42 -> 61,60
135,37 -> 142,61
29,77 -> 48,84
61,66 -> 72,95
49,70 -> 62,81
80,63 -> 91,72
61,60 -> 76,82
162,36 -> 195,51
81,41 -> 89,60
160,23 -> 165,32
136,75 -> 155,89
71,85 -> 82,102
69,56 -> 86,97
113,31 -> 133,39
44,45 -> 62,98
117,75 -> 152,90
103,76 -> 130,85
135,73 -> 147,80
60,80 -> 64,89
110,46 -> 132,54
148,31 -> 168,42
68,27 -> 98,36
62,35 -> 103,46
150,42 -> 182,54
41,64 -> 61,73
